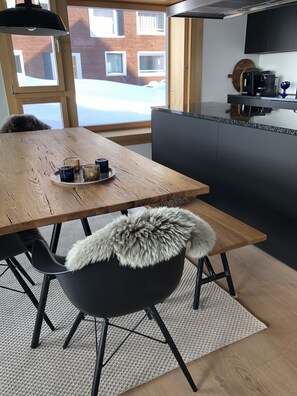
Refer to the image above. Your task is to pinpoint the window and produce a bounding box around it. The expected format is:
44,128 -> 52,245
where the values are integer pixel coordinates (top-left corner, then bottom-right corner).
105,52 -> 126,76
89,8 -> 124,37
138,52 -> 165,76
13,50 -> 24,74
137,12 -> 165,35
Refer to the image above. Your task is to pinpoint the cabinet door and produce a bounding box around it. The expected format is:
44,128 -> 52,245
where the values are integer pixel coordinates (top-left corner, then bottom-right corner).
245,10 -> 271,54
151,110 -> 218,189
269,5 -> 297,52
216,122 -> 297,269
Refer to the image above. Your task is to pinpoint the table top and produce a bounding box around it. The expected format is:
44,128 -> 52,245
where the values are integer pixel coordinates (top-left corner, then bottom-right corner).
0,127 -> 209,236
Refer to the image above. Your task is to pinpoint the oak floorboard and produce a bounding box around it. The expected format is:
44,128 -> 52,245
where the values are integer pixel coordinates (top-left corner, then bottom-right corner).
123,245 -> 297,396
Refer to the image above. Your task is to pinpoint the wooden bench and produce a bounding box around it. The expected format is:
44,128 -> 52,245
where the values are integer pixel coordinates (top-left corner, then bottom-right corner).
178,199 -> 267,309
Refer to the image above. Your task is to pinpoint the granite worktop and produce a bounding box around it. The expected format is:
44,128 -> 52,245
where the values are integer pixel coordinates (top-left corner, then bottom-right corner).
153,102 -> 297,137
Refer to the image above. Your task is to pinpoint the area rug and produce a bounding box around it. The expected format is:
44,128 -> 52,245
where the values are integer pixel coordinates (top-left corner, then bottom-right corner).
0,211 -> 267,396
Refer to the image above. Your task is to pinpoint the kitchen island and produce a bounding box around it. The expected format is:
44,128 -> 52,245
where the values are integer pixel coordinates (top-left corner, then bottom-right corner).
151,103 -> 297,270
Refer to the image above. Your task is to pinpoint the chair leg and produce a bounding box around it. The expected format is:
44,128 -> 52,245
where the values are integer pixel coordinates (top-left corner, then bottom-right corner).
193,258 -> 204,310
10,256 -> 35,286
220,253 -> 236,297
50,223 -> 62,254
91,318 -> 109,396
150,306 -> 197,392
5,259 -> 55,335
31,274 -> 55,349
63,311 -> 85,349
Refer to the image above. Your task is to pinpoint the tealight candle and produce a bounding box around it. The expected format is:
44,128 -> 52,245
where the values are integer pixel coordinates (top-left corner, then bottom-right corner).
82,164 -> 100,181
64,157 -> 80,172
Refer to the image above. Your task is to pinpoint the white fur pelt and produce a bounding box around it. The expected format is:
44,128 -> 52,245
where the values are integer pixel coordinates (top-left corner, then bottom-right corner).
65,207 -> 216,271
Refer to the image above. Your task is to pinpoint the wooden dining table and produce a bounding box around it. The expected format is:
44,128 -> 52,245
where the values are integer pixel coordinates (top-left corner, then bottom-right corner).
0,126 -> 209,348
0,126 -> 209,237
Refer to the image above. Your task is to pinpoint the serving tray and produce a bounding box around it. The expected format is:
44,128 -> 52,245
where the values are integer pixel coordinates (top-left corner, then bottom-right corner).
50,167 -> 116,185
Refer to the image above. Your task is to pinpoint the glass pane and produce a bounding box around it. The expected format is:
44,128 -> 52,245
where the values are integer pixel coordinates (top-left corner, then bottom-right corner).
68,6 -> 166,126
10,0 -> 58,87
107,53 -> 123,74
22,103 -> 63,129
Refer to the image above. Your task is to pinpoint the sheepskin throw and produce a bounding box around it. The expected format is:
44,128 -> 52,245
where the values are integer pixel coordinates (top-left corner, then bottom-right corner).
0,114 -> 51,133
65,207 -> 216,271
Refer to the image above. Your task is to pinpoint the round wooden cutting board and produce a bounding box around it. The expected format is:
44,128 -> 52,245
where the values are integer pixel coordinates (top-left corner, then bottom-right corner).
228,58 -> 256,92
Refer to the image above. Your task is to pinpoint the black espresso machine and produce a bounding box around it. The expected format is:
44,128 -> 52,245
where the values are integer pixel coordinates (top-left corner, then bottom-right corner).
241,69 -> 277,97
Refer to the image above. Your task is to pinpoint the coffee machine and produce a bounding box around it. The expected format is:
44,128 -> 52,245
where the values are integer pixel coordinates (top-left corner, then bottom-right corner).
241,70 -> 277,97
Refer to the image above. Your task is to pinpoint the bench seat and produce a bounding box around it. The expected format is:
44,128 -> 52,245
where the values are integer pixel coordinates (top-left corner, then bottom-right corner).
179,199 -> 267,309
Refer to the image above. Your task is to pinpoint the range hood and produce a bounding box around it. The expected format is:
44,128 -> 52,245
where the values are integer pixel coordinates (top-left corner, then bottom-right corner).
167,0 -> 297,19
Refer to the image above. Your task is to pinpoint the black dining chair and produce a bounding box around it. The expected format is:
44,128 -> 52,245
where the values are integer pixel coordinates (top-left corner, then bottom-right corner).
31,206 -> 216,396
0,233 -> 55,332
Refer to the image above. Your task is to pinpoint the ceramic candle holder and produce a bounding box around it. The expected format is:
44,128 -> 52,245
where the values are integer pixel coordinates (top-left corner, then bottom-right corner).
82,163 -> 100,181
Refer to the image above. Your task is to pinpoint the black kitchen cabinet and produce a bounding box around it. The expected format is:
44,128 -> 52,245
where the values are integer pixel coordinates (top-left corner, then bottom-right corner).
151,111 -> 218,188
151,108 -> 297,270
245,3 -> 297,53
245,11 -> 271,53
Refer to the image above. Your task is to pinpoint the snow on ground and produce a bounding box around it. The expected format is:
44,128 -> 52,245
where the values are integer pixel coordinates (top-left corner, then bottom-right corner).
18,74 -> 166,128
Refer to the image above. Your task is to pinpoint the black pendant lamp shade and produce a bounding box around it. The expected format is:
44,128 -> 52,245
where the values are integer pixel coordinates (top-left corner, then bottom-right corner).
0,0 -> 68,36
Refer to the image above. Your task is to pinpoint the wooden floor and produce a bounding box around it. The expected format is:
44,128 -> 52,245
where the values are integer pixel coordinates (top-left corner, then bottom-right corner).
124,245 -> 297,396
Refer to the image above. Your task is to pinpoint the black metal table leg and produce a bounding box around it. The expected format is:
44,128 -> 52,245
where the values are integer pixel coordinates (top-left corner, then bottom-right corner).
81,218 -> 92,236
31,274 -> 55,349
50,223 -> 62,254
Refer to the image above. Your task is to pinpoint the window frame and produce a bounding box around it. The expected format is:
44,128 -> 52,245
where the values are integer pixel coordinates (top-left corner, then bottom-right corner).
105,51 -> 127,76
138,51 -> 165,77
72,53 -> 83,79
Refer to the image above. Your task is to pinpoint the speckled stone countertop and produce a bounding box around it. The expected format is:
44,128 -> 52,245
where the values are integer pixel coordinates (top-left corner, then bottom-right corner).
153,102 -> 297,137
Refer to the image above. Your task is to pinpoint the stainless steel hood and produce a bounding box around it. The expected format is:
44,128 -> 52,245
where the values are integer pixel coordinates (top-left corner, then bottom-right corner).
167,0 -> 297,19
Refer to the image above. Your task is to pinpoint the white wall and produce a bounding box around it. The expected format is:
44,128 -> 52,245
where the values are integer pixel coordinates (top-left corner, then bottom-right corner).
258,52 -> 297,96
201,15 -> 259,102
0,64 -> 9,125
202,15 -> 297,102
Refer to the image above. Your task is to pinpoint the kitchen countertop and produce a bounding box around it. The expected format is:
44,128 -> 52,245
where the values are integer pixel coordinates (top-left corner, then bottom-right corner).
153,102 -> 297,136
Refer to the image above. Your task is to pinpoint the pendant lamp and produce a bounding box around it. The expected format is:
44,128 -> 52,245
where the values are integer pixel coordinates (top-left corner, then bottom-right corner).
0,0 -> 68,36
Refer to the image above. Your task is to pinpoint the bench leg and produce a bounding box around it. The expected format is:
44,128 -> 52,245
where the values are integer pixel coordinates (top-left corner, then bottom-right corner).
220,253 -> 237,297
193,258 -> 204,310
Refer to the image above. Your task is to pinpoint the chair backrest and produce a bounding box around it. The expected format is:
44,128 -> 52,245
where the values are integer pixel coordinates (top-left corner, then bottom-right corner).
33,239 -> 185,318
0,114 -> 51,133
0,233 -> 28,261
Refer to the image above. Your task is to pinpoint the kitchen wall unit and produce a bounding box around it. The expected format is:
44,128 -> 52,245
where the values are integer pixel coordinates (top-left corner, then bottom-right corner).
152,104 -> 297,270
245,3 -> 297,53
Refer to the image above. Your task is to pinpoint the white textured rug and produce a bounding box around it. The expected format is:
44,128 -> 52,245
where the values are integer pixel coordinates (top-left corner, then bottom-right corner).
0,212 -> 267,396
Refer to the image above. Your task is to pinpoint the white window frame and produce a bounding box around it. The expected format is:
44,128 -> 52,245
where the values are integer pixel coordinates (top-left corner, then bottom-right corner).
88,8 -> 123,38
105,51 -> 127,76
13,50 -> 25,74
138,51 -> 165,77
72,53 -> 82,79
136,11 -> 165,35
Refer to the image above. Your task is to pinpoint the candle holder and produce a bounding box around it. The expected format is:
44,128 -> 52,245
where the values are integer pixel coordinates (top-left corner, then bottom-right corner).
82,164 -> 100,181
59,165 -> 75,182
64,157 -> 80,172
95,158 -> 109,174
